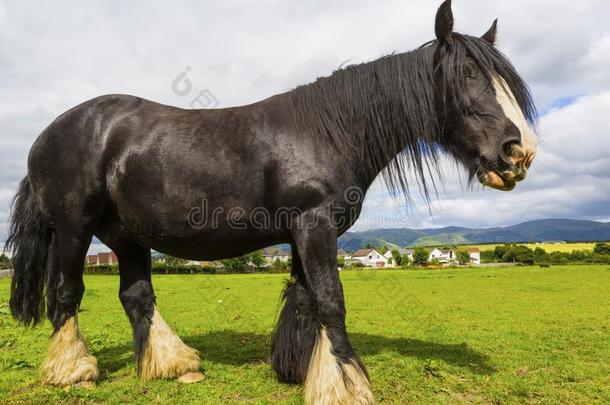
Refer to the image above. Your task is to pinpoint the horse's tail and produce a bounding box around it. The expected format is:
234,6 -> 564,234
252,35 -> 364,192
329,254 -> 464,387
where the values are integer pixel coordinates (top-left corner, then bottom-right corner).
5,176 -> 58,326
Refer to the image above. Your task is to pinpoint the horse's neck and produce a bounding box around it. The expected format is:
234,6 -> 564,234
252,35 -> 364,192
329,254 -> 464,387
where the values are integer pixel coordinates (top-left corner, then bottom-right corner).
289,47 -> 438,193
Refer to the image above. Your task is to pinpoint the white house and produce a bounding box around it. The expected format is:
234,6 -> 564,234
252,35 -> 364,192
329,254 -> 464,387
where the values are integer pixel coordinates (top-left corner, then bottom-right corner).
263,247 -> 291,264
467,248 -> 481,265
428,248 -> 456,263
346,249 -> 388,268
428,247 -> 481,265
383,248 -> 415,264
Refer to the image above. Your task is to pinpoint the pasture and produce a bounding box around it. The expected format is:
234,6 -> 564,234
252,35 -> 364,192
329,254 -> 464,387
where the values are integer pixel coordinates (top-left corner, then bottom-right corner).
464,242 -> 601,253
0,265 -> 608,404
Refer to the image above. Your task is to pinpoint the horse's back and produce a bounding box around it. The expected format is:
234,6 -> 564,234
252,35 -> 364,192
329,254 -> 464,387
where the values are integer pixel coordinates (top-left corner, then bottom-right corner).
25,92 -> 343,258
26,94 -> 194,225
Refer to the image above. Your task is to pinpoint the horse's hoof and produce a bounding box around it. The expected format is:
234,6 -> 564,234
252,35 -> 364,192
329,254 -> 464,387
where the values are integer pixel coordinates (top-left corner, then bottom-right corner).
63,381 -> 96,391
178,371 -> 205,383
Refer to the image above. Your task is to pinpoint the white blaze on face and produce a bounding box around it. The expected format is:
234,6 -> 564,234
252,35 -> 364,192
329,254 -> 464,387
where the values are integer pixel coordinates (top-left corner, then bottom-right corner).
492,76 -> 537,156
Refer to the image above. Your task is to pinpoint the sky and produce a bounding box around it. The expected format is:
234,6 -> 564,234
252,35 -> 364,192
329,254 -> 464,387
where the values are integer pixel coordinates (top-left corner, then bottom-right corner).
1,0 -> 609,252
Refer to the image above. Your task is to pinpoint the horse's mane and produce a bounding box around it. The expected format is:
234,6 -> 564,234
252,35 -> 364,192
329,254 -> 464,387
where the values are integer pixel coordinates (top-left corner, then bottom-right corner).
291,34 -> 536,202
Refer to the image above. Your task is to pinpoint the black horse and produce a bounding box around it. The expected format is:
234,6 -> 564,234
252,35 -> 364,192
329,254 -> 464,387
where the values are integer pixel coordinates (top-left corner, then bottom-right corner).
6,1 -> 537,403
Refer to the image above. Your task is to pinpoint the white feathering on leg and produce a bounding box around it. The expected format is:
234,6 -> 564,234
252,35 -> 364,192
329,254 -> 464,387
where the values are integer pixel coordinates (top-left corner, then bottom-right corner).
304,328 -> 374,405
139,306 -> 202,381
41,316 -> 99,387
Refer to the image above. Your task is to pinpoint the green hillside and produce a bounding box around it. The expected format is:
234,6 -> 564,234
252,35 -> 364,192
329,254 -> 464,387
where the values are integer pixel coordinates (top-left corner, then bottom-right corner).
408,233 -> 470,247
338,219 -> 610,251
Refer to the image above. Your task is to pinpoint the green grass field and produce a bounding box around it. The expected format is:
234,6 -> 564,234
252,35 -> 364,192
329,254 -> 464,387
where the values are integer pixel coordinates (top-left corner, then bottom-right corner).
1,265 -> 609,404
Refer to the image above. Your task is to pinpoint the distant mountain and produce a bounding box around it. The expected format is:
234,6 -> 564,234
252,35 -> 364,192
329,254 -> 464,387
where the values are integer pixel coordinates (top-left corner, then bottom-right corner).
338,219 -> 610,251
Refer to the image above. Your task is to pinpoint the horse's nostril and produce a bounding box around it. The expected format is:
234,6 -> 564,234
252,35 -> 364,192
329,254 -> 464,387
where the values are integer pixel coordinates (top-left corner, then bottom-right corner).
503,142 -> 525,159
525,152 -> 535,169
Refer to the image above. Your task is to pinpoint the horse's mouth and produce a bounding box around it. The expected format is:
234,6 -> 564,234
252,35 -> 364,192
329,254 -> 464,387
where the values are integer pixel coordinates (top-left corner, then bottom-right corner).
478,171 -> 517,191
477,147 -> 535,192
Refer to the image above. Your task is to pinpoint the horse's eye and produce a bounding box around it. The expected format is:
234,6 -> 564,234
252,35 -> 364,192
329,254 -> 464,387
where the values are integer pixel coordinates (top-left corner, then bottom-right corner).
463,64 -> 476,79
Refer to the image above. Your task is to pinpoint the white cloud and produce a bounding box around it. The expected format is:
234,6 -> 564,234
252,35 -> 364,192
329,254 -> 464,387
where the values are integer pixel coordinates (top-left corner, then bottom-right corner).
0,0 -> 609,244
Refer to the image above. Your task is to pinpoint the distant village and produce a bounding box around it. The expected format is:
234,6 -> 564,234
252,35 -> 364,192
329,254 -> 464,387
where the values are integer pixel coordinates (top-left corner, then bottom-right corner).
344,247 -> 481,267
3,239 -> 605,275
85,245 -> 481,270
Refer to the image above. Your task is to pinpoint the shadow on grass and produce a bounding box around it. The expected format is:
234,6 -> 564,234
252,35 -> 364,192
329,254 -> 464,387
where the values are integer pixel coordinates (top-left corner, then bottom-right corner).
95,331 -> 495,377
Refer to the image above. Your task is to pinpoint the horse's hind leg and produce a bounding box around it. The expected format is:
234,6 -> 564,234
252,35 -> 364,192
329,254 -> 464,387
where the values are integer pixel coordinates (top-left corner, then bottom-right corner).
41,229 -> 99,387
292,213 -> 374,405
271,244 -> 317,383
109,238 -> 202,382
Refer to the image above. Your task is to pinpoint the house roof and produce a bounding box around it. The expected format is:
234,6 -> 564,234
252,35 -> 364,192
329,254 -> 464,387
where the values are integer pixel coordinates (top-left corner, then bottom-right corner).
430,247 -> 455,254
399,248 -> 414,255
467,248 -> 480,253
98,252 -> 117,259
351,249 -> 375,257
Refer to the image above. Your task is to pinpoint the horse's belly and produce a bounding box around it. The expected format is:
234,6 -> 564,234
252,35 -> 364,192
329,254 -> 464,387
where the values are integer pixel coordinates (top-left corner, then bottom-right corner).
108,200 -> 286,260
137,228 -> 286,261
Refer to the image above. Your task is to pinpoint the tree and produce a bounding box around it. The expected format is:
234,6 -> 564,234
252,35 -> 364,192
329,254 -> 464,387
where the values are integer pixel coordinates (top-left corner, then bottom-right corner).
514,246 -> 534,265
391,249 -> 402,266
0,254 -> 12,270
0,254 -> 11,269
365,243 -> 374,249
457,251 -> 471,265
222,251 -> 268,272
401,254 -> 412,268
378,245 -> 389,255
594,243 -> 610,255
412,248 -> 429,266
569,250 -> 588,262
480,250 -> 496,263
494,245 -> 507,261
337,255 -> 345,268
221,256 -> 249,272
533,247 -> 547,263
501,245 -> 534,265
164,255 -> 188,266
249,250 -> 265,267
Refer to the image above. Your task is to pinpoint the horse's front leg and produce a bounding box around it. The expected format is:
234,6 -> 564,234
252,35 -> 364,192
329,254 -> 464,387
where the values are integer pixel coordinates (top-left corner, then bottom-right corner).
292,211 -> 374,405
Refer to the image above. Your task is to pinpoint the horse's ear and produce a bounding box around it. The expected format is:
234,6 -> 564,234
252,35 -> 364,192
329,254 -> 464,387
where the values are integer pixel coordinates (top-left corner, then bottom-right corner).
482,19 -> 498,45
435,0 -> 454,43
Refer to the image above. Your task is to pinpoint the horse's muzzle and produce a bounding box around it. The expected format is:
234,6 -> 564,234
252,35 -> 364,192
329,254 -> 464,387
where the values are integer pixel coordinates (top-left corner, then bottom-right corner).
479,144 -> 536,192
